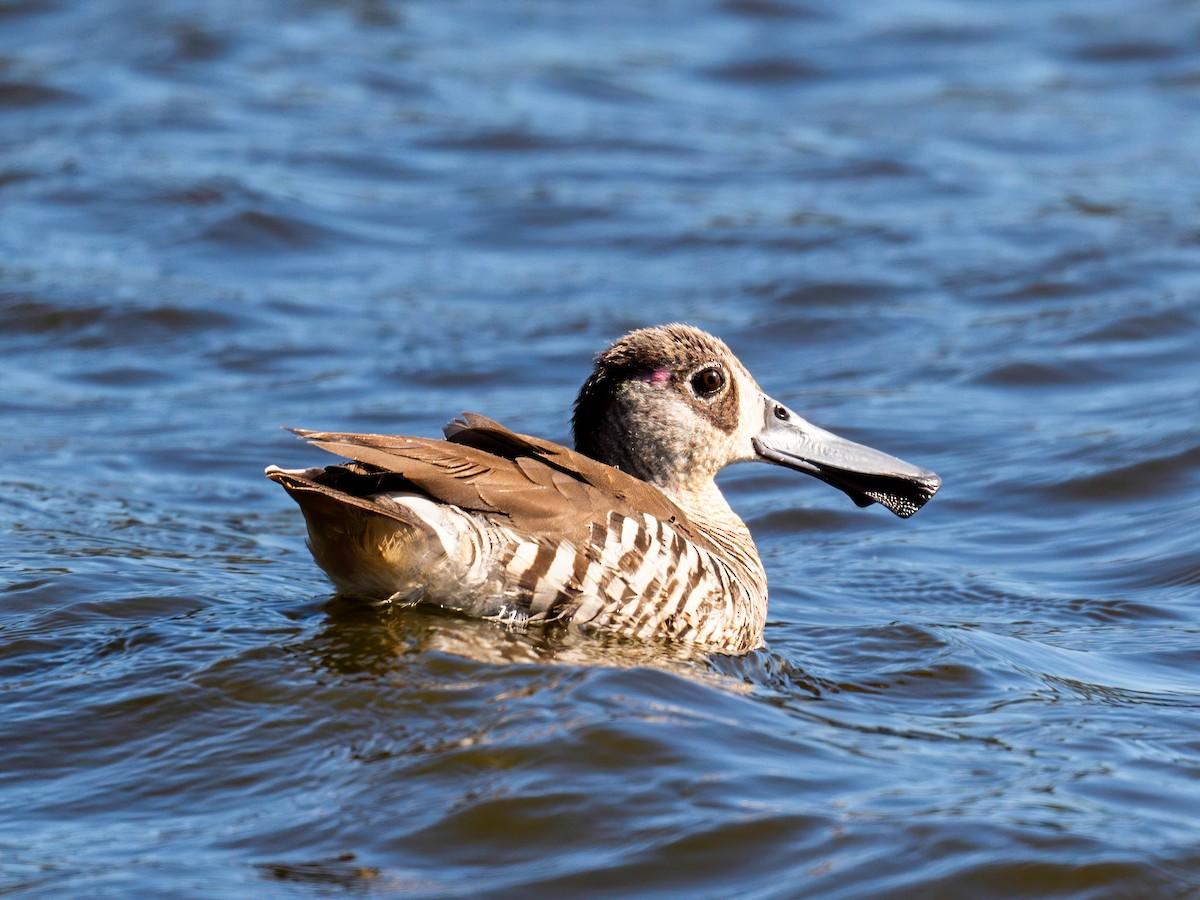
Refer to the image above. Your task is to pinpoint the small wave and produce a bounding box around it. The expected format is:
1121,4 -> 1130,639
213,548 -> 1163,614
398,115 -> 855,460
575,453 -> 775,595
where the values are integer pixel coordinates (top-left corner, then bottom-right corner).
1072,41 -> 1181,63
969,359 -> 1109,387
0,296 -> 246,348
964,628 -> 1200,702
1068,305 -> 1197,344
753,278 -> 915,308
190,209 -> 347,253
418,128 -> 564,153
1044,442 -> 1200,504
719,0 -> 819,21
0,81 -> 81,108
705,58 -> 824,85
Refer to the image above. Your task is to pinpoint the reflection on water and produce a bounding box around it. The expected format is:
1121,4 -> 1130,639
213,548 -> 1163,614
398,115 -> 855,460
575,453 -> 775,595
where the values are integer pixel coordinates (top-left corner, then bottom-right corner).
3,0 -> 1200,895
307,599 -> 733,683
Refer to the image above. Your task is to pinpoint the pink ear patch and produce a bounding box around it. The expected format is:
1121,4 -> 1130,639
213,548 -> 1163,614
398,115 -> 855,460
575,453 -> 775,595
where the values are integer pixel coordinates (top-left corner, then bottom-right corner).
637,369 -> 672,385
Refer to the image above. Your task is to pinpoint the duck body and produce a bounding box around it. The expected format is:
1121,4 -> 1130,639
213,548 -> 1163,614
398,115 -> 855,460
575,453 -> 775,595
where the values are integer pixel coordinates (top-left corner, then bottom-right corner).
268,324 -> 940,654
269,414 -> 768,651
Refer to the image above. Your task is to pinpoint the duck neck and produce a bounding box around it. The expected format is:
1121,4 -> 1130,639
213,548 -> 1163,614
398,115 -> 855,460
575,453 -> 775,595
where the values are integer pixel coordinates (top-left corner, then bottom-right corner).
667,480 -> 766,595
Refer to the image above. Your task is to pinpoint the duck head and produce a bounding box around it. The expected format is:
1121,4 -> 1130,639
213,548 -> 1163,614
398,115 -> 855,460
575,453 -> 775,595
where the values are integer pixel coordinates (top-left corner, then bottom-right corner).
572,323 -> 940,517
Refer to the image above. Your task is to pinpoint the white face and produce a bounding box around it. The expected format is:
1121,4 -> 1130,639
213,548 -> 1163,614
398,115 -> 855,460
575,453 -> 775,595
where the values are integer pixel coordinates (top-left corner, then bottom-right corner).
611,354 -> 767,495
730,363 -> 773,465
576,324 -> 940,518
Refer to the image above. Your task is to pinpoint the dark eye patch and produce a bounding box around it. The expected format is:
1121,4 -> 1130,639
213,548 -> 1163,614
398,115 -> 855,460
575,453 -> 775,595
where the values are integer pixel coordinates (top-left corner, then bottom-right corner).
690,366 -> 726,396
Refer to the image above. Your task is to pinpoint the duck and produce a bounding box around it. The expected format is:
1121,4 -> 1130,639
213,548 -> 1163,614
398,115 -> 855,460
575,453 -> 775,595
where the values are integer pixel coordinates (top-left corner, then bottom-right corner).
266,324 -> 940,654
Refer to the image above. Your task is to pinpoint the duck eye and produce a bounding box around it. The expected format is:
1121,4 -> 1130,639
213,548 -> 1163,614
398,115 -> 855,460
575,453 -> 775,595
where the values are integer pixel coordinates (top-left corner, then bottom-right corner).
690,367 -> 726,396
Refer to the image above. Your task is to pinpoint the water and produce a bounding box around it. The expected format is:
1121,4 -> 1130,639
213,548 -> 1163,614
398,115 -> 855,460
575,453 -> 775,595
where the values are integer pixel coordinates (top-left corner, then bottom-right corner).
2,0 -> 1199,895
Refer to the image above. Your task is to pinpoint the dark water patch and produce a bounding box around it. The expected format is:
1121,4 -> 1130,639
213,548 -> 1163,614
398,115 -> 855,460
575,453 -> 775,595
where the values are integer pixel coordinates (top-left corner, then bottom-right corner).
753,278 -> 915,308
1061,596 -> 1186,625
166,21 -> 226,63
146,181 -> 232,207
1120,553 -> 1200,593
1044,442 -> 1200,505
420,129 -> 690,164
357,67 -> 428,99
0,80 -> 80,107
418,127 -> 565,154
1156,68 -> 1200,88
625,221 -> 906,254
738,310 -> 925,355
189,208 -> 353,254
938,267 -> 1089,312
207,339 -> 340,376
878,22 -> 1001,45
970,359 -> 1110,388
467,198 -> 618,239
256,853 -> 383,889
0,297 -> 247,349
0,295 -> 109,336
0,168 -> 38,189
1177,228 -> 1200,248
986,278 -> 1097,304
138,21 -> 229,71
1065,194 -> 1125,217
0,0 -> 57,19
869,659 -> 1008,704
705,58 -> 825,85
1067,305 -> 1196,344
70,365 -> 176,388
282,149 -> 429,184
826,156 -> 918,180
890,856 -> 1183,900
719,0 -> 820,20
1072,41 -> 1181,64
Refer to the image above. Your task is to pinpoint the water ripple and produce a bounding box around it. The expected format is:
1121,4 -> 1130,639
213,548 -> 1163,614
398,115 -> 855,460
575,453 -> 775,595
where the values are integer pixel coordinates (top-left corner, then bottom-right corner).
4,0 -> 1200,895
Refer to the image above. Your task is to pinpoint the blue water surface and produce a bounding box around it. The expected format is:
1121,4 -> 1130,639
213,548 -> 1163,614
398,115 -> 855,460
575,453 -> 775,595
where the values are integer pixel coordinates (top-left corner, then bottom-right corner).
2,0 -> 1199,896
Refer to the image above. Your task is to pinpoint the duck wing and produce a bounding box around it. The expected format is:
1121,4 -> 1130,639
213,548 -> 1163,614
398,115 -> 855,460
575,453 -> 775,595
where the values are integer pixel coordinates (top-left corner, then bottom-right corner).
282,415 -> 707,551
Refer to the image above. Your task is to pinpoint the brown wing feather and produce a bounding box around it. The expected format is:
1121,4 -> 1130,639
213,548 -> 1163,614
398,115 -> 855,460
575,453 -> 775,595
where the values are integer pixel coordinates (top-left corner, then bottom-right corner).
442,414 -> 709,537
293,432 -> 520,514
287,417 -> 715,553
267,467 -> 412,523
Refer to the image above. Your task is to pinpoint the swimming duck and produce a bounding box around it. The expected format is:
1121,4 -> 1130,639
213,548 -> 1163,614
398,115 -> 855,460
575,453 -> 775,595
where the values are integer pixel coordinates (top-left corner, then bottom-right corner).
267,324 -> 939,653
